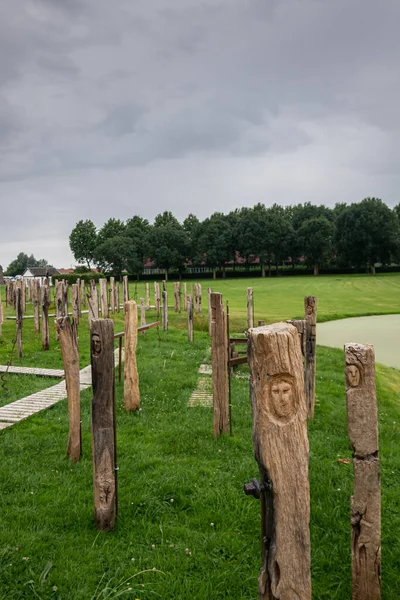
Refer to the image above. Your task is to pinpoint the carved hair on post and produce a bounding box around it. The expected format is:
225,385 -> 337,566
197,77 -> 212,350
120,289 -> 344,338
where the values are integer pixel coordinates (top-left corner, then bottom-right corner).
267,373 -> 299,425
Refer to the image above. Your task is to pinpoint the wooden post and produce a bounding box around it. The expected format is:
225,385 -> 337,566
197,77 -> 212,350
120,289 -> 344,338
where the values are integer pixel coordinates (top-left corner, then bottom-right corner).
188,296 -> 193,342
207,287 -> 212,336
63,280 -> 69,316
72,284 -> 80,325
80,279 -> 86,308
32,279 -> 40,333
247,287 -> 254,329
258,320 -> 265,326
247,322 -> 311,600
145,283 -> 150,309
99,278 -> 108,318
124,301 -> 140,411
162,291 -> 168,331
16,287 -> 23,358
88,279 -> 99,327
0,285 -> 3,336
19,279 -> 26,314
195,283 -> 202,313
115,281 -> 120,313
110,277 -> 115,314
55,280 -> 64,341
55,317 -> 81,462
155,282 -> 160,316
183,283 -> 188,311
41,281 -> 50,350
76,278 -> 82,316
123,275 -> 129,303
140,298 -> 146,334
286,319 -> 307,358
345,343 -> 381,600
210,292 -> 229,436
90,318 -> 117,531
162,280 -> 166,292
304,296 -> 317,418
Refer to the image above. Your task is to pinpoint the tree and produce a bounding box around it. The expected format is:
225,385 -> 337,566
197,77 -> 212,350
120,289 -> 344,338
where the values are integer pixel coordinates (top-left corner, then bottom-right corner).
183,214 -> 201,264
335,198 -> 400,274
147,214 -> 189,278
97,218 -> 126,246
197,213 -> 233,278
125,216 -> 151,278
69,220 -> 97,269
93,236 -> 132,277
6,253 -> 39,276
298,217 -> 335,276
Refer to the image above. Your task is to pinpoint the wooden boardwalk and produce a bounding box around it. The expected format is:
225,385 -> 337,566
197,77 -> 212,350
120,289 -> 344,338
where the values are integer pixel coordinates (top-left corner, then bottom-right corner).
0,365 -> 65,378
188,364 -> 213,407
0,350 -> 121,428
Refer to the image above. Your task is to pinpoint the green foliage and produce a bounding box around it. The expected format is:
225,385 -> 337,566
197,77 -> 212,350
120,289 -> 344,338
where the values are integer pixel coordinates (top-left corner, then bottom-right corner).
69,220 -> 98,269
93,236 -> 133,277
197,213 -> 233,273
147,215 -> 189,274
298,217 -> 335,275
5,253 -> 49,276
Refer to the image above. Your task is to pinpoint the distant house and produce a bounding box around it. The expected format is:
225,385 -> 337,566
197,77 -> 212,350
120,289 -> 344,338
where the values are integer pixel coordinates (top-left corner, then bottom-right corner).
58,268 -> 75,275
22,266 -> 60,287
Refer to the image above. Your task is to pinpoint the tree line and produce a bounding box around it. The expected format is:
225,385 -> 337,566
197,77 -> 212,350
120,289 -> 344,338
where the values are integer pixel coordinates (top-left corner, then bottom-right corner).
68,198 -> 400,278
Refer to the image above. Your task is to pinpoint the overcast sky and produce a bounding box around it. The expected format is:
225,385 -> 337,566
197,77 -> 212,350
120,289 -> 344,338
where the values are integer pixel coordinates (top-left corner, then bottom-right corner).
1,0 -> 399,268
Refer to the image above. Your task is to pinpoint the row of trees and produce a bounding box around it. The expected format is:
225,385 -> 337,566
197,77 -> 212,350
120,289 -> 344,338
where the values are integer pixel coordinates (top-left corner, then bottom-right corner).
69,198 -> 400,277
5,253 -> 50,277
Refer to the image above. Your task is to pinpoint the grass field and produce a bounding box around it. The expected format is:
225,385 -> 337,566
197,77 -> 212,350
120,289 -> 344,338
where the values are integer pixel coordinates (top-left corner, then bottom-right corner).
0,275 -> 399,598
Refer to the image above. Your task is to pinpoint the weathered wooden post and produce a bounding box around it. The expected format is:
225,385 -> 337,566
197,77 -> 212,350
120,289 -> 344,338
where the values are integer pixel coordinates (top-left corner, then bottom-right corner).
90,318 -> 117,531
80,279 -> 86,308
345,343 -> 381,600
145,283 -> 150,309
0,286 -> 3,336
162,280 -> 166,292
188,296 -> 194,342
173,282 -> 181,312
140,298 -> 146,334
63,280 -> 69,316
210,292 -> 229,436
195,283 -> 202,313
115,281 -> 120,313
183,283 -> 188,311
123,275 -> 129,303
55,280 -> 64,341
99,278 -> 109,318
32,279 -> 40,333
72,284 -> 80,325
110,277 -> 115,313
162,290 -> 168,331
124,301 -> 140,411
287,319 -> 307,359
304,296 -> 317,418
19,279 -> 26,314
88,279 -> 99,327
247,322 -> 311,600
55,316 -> 81,462
16,286 -> 23,358
207,287 -> 212,336
41,281 -> 50,351
247,287 -> 254,329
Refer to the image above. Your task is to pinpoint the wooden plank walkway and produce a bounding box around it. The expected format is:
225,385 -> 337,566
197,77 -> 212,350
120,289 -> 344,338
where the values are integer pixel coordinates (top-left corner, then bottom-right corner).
0,349 -> 122,428
0,365 -> 65,378
188,364 -> 213,407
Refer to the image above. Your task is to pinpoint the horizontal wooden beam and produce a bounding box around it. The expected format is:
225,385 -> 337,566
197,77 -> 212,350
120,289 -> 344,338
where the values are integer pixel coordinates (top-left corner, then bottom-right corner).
114,321 -> 160,339
228,355 -> 248,367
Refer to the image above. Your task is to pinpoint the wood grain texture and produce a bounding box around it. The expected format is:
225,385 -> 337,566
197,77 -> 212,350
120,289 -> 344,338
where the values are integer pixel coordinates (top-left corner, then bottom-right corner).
123,275 -> 129,303
99,278 -> 109,318
187,296 -> 194,342
247,287 -> 254,329
162,291 -> 168,331
90,318 -> 116,531
124,301 -> 140,411
304,296 -> 317,418
72,284 -> 80,325
140,298 -> 146,334
41,281 -> 50,351
32,279 -> 40,333
208,287 -> 212,336
248,322 -> 311,600
345,343 -> 381,600
210,292 -> 228,437
88,280 -> 99,327
16,287 -> 23,358
110,277 -> 115,313
286,319 -> 306,358
55,317 -> 81,462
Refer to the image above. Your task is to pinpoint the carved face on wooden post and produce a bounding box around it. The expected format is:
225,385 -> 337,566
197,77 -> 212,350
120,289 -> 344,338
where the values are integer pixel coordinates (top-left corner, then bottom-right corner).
268,374 -> 298,424
92,334 -> 101,356
346,364 -> 361,387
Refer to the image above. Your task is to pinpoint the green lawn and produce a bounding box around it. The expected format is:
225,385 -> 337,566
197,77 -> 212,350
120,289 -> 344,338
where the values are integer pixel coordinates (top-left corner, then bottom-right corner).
0,276 -> 399,598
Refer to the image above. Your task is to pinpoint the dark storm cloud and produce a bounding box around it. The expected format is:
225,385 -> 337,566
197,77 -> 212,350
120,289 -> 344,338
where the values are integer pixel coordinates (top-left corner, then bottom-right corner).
1,0 -> 400,266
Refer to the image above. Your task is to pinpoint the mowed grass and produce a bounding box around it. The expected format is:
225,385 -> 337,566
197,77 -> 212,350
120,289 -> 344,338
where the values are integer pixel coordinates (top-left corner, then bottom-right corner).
0,276 -> 399,598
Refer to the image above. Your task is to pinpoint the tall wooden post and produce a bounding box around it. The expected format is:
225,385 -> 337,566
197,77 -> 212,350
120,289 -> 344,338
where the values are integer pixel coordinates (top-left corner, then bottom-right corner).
122,275 -> 129,303
124,301 -> 140,411
115,281 -> 120,313
162,280 -> 166,292
55,280 -> 64,341
80,279 -> 86,308
140,298 -> 146,333
207,287 -> 212,336
162,291 -> 168,331
188,296 -> 193,342
110,277 -> 115,313
16,287 -> 23,358
88,279 -> 99,327
345,343 -> 381,600
63,280 -> 69,316
156,282 -> 161,316
72,284 -> 80,325
99,278 -> 108,318
247,323 -> 311,600
304,296 -> 317,418
56,317 -> 81,462
247,287 -> 254,329
41,281 -> 50,351
90,318 -> 117,531
183,283 -> 188,311
210,292 -> 228,436
32,279 -> 40,333
145,283 -> 150,309
195,283 -> 202,313
0,286 -> 3,336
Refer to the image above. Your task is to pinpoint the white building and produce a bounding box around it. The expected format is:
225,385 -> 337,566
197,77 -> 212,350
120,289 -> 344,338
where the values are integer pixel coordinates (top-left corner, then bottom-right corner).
22,267 -> 59,287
